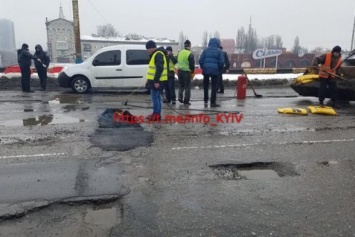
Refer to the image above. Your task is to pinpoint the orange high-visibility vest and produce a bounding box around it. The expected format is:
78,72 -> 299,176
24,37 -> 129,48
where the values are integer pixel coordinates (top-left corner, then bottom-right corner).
319,52 -> 342,79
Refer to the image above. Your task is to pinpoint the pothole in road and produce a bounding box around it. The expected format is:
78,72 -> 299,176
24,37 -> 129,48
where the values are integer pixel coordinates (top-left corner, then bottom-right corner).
0,201 -> 122,236
319,160 -> 339,166
209,162 -> 299,180
90,109 -> 154,151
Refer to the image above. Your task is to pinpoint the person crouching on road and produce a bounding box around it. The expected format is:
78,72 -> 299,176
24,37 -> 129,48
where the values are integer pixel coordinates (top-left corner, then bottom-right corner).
34,44 -> 50,91
165,46 -> 178,104
312,45 -> 342,107
145,40 -> 168,121
17,43 -> 41,93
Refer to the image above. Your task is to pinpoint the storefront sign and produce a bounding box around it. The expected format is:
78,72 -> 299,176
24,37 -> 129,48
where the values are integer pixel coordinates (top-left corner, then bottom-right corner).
252,49 -> 282,59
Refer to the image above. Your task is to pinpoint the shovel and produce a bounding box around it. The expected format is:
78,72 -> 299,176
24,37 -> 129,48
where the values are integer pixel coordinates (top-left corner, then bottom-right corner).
310,66 -> 352,85
242,70 -> 262,98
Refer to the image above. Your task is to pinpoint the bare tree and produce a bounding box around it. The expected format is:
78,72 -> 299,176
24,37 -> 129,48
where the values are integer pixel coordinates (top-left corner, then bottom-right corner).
260,35 -> 283,49
97,24 -> 118,38
214,31 -> 220,40
245,25 -> 258,54
275,35 -> 283,48
310,46 -> 324,55
236,24 -> 258,53
178,31 -> 187,50
126,33 -> 141,40
292,36 -> 300,54
236,27 -> 246,52
202,31 -> 208,49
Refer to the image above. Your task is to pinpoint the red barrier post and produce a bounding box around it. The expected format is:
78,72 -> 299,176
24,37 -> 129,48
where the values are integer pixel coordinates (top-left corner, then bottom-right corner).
237,76 -> 247,99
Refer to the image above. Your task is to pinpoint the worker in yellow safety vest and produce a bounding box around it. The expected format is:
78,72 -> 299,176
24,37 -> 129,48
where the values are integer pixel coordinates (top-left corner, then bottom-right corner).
177,40 -> 195,105
145,40 -> 168,121
312,45 -> 342,107
164,46 -> 178,104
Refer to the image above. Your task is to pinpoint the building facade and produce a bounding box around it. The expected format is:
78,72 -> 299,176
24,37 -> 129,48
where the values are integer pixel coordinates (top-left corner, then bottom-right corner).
0,18 -> 17,67
230,49 -> 315,69
46,5 -> 178,63
0,19 -> 16,51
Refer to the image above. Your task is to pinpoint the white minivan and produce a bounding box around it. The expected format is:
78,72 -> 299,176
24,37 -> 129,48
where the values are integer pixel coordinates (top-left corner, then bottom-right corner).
58,44 -> 150,93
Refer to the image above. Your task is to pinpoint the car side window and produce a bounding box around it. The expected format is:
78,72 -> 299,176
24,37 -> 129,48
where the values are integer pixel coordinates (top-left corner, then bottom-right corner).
93,50 -> 121,66
126,50 -> 150,65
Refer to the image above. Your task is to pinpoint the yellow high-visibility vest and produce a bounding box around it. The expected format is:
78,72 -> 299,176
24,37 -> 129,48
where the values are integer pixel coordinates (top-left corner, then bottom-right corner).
146,51 -> 168,81
177,49 -> 191,72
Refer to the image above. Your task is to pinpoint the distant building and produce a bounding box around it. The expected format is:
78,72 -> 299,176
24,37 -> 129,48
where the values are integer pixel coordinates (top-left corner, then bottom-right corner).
220,39 -> 235,55
45,3 -> 75,63
0,19 -> 16,51
230,48 -> 315,69
0,18 -> 17,67
80,35 -> 178,61
46,4 -> 178,63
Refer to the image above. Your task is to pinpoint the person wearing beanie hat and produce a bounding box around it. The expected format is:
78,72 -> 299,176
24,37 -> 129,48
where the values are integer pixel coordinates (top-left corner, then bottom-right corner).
164,46 -> 178,104
145,40 -> 168,121
145,40 -> 157,50
332,46 -> 341,53
312,45 -> 342,107
17,43 -> 41,93
184,40 -> 191,48
177,40 -> 195,105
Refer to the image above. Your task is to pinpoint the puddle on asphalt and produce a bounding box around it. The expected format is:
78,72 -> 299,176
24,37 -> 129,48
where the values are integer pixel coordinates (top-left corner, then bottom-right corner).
0,202 -> 121,236
49,95 -> 84,104
319,160 -> 339,166
209,162 -> 299,180
238,169 -> 279,180
0,114 -> 86,127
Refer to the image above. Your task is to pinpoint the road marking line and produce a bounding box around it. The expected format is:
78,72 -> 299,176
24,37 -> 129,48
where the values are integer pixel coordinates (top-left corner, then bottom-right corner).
0,153 -> 66,159
172,138 -> 355,150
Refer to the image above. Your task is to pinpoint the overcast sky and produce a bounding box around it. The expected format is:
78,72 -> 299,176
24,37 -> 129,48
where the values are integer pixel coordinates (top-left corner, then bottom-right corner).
1,0 -> 355,52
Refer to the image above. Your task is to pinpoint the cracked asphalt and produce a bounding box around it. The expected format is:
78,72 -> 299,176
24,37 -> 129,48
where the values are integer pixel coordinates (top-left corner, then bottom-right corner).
0,86 -> 355,237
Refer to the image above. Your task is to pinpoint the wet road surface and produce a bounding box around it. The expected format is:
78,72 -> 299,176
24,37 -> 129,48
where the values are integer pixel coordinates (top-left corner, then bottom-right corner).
0,88 -> 355,236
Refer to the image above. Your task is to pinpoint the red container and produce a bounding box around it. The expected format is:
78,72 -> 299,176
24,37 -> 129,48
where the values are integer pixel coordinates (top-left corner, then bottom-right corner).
237,76 -> 247,99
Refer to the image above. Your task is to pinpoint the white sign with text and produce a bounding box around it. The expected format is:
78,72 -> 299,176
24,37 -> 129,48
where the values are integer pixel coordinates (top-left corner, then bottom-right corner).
252,49 -> 282,59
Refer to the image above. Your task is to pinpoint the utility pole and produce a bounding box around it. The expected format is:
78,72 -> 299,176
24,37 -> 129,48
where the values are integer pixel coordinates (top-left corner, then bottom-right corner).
351,10 -> 355,51
72,0 -> 82,63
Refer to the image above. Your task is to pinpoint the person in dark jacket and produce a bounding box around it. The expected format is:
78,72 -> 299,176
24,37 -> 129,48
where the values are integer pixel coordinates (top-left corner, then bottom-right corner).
145,40 -> 168,121
199,38 -> 224,107
312,45 -> 342,107
177,40 -> 195,105
165,46 -> 178,104
217,46 -> 230,94
34,44 -> 50,91
17,43 -> 41,92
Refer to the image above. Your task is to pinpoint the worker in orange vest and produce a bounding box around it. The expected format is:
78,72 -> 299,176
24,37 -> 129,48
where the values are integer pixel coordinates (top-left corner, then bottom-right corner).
312,46 -> 342,107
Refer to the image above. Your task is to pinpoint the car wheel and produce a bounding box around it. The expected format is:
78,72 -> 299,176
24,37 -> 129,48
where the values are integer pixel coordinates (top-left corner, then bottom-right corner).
71,76 -> 90,94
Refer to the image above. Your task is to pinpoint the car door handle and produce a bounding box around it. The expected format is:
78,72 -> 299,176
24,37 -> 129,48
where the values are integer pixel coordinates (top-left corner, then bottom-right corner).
116,69 -> 122,71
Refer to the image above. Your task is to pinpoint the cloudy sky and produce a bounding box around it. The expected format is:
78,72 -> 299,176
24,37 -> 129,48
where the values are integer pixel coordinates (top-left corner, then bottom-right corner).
1,0 -> 355,51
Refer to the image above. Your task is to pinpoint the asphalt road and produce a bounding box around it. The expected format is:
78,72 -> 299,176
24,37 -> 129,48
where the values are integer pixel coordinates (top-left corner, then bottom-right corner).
0,87 -> 355,237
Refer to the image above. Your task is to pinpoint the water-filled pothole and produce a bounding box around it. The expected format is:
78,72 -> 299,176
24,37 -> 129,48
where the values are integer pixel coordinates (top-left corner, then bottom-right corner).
90,109 -> 153,151
209,162 -> 299,180
0,201 -> 121,236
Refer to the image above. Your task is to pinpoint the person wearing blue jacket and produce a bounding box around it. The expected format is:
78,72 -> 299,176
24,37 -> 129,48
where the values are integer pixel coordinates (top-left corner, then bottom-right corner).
199,38 -> 224,107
